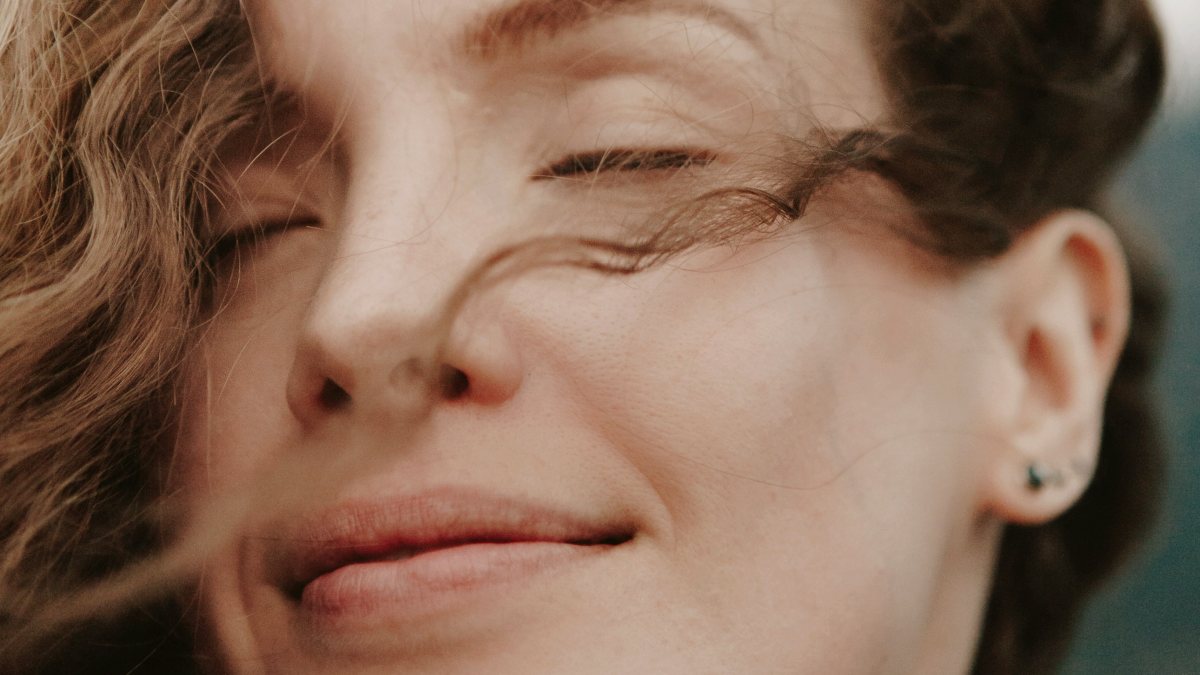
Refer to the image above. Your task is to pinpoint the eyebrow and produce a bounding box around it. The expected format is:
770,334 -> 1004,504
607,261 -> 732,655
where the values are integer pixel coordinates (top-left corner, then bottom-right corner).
459,0 -> 762,61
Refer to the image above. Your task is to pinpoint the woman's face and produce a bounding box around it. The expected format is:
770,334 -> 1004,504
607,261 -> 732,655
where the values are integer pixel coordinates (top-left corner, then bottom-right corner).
178,0 -> 1023,672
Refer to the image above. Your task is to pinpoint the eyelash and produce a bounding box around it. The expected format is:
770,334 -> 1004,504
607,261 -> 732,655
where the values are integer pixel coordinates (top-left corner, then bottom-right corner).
534,148 -> 715,180
207,148 -> 710,262
206,219 -> 316,266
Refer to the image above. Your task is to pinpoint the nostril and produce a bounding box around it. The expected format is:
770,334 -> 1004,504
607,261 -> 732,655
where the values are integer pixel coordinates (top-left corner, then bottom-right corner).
318,378 -> 351,410
438,365 -> 470,400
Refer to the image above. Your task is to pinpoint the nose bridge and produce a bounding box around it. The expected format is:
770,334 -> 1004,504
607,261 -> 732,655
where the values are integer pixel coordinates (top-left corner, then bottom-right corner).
316,135 -> 454,337
287,96 -> 524,424
318,83 -> 487,331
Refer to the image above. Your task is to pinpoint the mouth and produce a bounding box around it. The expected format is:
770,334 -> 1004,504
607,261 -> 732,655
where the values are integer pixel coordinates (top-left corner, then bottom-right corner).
275,487 -> 635,620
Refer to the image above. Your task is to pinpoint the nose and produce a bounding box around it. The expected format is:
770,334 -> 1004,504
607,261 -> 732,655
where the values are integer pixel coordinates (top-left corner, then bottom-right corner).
285,231 -> 526,429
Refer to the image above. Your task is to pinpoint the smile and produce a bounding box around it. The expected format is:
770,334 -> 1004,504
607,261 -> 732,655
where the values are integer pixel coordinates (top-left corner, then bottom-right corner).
273,487 -> 635,623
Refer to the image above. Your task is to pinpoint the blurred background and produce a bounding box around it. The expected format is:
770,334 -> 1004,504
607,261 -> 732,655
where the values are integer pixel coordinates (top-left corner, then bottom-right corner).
1063,0 -> 1200,672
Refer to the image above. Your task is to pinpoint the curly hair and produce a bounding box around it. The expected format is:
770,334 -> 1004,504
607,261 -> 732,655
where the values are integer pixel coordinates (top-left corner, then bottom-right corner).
0,1 -> 1166,673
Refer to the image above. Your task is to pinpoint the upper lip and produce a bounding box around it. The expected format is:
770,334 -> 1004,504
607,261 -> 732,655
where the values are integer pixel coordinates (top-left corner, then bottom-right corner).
271,486 -> 634,596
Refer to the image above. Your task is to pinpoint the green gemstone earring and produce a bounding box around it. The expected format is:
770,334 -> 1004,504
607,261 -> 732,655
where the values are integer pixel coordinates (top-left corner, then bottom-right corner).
1026,463 -> 1064,491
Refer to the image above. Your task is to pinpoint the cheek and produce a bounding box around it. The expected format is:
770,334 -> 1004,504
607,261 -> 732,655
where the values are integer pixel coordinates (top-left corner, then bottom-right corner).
177,334 -> 293,495
555,232 -> 990,503
176,246 -> 325,497
535,229 -> 993,667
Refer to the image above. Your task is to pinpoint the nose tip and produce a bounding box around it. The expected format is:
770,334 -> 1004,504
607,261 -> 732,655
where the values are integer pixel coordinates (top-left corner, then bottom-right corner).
285,309 -> 525,429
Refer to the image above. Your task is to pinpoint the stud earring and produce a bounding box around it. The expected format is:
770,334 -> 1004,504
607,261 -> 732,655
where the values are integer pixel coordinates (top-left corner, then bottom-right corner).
1026,463 -> 1065,491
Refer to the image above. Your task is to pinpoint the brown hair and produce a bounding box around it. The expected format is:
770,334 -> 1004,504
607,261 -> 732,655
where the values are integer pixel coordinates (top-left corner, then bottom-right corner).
0,0 -> 1166,673
862,3 -> 1168,672
0,1 -> 262,670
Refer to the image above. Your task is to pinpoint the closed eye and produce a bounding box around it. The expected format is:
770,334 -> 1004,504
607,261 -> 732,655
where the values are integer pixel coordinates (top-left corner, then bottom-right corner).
533,148 -> 715,181
205,218 -> 320,266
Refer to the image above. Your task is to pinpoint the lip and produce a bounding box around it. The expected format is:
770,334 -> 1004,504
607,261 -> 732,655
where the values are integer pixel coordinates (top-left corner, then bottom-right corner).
272,487 -> 634,622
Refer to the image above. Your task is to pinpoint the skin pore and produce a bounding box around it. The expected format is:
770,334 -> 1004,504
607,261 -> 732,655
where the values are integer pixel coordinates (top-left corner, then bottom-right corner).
175,0 -> 1130,672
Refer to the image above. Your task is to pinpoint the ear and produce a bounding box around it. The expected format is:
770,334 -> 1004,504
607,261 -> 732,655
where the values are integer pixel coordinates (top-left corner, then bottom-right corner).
979,210 -> 1130,525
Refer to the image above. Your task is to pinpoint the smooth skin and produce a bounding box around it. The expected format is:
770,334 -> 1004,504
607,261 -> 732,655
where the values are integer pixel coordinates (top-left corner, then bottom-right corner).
175,1 -> 1130,672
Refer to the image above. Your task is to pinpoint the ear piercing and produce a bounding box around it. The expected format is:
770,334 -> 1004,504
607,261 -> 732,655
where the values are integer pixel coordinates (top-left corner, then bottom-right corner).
1026,462 -> 1066,491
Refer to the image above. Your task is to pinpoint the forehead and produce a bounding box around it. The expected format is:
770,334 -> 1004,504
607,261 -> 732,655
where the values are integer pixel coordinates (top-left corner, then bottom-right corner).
247,0 -> 883,129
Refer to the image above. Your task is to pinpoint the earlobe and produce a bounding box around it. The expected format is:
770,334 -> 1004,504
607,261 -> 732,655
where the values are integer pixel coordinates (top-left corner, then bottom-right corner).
979,210 -> 1131,525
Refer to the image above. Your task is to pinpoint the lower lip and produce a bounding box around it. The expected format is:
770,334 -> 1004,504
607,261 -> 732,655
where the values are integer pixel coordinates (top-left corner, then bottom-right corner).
300,541 -> 611,622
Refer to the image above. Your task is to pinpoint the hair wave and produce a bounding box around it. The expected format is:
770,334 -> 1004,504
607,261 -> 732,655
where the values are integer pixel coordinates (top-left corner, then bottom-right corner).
0,1 -> 1167,673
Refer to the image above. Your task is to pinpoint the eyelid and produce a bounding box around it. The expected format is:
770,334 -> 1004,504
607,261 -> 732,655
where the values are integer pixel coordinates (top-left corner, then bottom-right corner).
205,215 -> 320,264
532,147 -> 716,181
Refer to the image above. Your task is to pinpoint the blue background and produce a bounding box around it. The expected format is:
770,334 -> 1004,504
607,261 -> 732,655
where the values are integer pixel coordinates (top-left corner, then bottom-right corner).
1063,108 -> 1200,673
